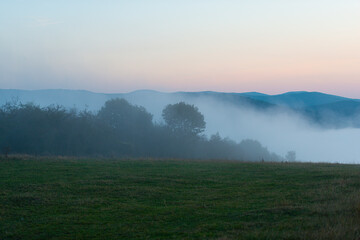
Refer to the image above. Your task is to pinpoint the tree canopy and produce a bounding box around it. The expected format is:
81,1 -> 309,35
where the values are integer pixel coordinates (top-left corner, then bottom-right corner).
162,102 -> 206,136
98,98 -> 153,133
0,99 -> 283,162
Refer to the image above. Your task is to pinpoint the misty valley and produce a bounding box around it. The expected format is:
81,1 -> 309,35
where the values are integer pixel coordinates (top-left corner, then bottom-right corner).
1,89 -> 360,163
0,97 -> 282,162
3,1 -> 360,239
1,90 -> 360,240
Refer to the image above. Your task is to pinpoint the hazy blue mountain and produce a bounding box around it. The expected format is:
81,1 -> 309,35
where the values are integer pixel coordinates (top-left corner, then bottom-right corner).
240,92 -> 271,98
1,89 -> 360,128
0,89 -> 111,111
174,91 -> 275,109
304,100 -> 360,128
240,91 -> 353,108
308,100 -> 360,116
244,91 -> 360,128
0,89 -> 274,112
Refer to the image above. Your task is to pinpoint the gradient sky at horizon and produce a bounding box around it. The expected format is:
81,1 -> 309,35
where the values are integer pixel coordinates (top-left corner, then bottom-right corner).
1,1 -> 360,97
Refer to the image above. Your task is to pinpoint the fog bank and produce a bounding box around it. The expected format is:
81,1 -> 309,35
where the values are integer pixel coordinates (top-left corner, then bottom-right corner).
125,94 -> 360,164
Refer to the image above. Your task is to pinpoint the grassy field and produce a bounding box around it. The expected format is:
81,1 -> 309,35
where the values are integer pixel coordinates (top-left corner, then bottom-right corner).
1,157 -> 360,239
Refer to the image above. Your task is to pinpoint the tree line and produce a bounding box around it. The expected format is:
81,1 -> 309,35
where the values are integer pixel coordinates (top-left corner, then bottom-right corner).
0,98 -> 282,161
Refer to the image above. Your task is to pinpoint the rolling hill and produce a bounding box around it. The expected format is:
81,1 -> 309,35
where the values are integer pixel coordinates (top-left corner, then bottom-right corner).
1,89 -> 360,128
240,91 -> 353,108
0,89 -> 275,112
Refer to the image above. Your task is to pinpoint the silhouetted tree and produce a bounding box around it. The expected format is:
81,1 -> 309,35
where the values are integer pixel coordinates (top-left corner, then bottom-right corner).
162,102 -> 205,136
0,99 -> 283,161
97,98 -> 153,156
98,99 -> 152,132
239,139 -> 274,162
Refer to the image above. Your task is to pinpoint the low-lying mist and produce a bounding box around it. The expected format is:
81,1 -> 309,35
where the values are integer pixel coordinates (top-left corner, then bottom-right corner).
125,94 -> 360,164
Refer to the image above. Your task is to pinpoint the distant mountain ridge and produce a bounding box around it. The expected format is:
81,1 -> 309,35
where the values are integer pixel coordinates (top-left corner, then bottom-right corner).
1,89 -> 357,108
1,89 -> 360,128
240,91 -> 355,108
0,89 -> 276,111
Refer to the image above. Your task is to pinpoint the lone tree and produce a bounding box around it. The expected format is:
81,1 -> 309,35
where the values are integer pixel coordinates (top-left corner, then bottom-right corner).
98,98 -> 153,133
162,102 -> 206,136
97,99 -> 153,153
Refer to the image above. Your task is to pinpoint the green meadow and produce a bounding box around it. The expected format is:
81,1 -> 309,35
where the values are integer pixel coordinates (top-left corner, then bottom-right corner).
1,157 -> 360,239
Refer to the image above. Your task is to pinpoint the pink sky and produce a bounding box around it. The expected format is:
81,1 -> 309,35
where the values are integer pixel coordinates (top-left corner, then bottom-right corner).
1,1 -> 360,98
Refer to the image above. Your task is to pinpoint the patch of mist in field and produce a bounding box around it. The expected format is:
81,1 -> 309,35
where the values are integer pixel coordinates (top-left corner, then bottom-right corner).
123,94 -> 360,164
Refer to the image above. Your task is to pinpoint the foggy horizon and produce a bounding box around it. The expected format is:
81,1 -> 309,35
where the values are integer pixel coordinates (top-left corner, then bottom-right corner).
2,88 -> 360,100
1,0 -> 360,163
1,88 -> 360,164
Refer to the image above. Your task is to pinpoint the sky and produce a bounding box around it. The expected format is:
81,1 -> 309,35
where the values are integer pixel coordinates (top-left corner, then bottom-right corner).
1,0 -> 360,97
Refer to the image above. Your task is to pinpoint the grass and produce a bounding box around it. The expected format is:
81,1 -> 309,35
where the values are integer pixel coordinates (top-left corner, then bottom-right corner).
1,157 -> 360,239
